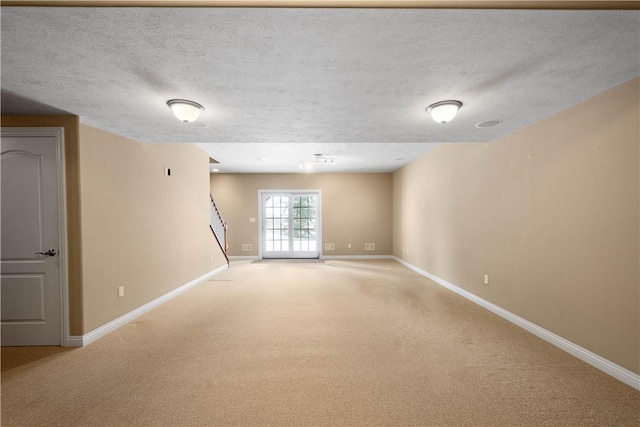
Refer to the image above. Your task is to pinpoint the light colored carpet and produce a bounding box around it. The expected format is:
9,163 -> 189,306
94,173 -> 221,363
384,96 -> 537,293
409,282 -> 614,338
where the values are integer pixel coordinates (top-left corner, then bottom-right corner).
2,260 -> 638,426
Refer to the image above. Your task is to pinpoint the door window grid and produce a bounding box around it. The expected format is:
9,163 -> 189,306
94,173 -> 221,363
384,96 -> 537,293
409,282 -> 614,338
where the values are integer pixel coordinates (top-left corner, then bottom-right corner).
264,196 -> 289,252
293,196 -> 317,252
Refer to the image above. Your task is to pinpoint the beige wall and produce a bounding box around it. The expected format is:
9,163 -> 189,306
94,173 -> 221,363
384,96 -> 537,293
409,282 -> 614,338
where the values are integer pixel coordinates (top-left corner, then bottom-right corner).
210,173 -> 393,257
1,118 -> 227,336
79,125 -> 227,332
393,77 -> 640,374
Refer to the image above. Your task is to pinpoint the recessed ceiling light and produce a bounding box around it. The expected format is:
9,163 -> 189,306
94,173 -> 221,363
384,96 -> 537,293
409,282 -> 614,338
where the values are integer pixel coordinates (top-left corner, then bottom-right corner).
210,168 -> 219,172
475,120 -> 503,128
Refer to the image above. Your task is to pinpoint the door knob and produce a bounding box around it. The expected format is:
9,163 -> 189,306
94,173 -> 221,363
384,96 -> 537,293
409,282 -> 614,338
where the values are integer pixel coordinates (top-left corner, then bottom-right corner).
35,249 -> 57,257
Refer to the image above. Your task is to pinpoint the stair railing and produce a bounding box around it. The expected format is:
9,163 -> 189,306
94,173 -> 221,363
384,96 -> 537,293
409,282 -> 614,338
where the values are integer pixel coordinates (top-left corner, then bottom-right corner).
210,194 -> 229,265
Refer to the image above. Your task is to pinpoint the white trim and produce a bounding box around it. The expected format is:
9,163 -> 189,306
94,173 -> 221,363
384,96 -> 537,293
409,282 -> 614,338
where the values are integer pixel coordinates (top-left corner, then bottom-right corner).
232,255 -> 393,261
322,255 -> 394,260
393,256 -> 640,391
70,265 -> 228,347
65,336 -> 84,347
0,127 -> 70,347
55,129 -> 71,347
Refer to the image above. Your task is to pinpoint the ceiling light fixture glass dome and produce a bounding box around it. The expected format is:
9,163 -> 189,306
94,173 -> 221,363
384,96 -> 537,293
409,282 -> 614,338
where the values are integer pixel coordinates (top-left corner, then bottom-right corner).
426,100 -> 463,124
167,99 -> 204,123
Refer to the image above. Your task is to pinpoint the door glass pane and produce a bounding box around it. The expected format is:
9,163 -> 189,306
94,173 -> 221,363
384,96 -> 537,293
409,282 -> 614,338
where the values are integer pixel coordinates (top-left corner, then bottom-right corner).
291,195 -> 317,256
264,194 -> 288,256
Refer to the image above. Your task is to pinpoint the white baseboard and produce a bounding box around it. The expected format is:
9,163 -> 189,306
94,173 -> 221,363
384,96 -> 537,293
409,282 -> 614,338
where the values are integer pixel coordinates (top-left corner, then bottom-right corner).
65,336 -> 84,347
322,255 -> 394,260
230,255 -> 394,261
393,256 -> 640,391
66,264 -> 228,347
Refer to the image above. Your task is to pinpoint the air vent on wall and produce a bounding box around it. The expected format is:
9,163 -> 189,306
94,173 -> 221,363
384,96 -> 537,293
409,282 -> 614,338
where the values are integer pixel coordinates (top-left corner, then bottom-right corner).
364,243 -> 375,251
241,244 -> 253,251
324,243 -> 335,251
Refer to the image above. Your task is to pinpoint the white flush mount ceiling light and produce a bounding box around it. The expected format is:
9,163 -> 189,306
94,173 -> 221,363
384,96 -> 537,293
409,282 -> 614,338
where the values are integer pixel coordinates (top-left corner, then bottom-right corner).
167,99 -> 204,123
426,100 -> 463,124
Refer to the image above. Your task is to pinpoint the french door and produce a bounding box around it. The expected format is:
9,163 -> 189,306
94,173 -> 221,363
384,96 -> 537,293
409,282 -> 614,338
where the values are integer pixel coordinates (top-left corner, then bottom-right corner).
260,191 -> 320,259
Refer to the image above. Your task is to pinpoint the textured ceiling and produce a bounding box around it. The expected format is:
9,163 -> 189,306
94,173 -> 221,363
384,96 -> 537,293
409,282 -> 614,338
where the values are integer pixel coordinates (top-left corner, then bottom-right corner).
1,7 -> 639,172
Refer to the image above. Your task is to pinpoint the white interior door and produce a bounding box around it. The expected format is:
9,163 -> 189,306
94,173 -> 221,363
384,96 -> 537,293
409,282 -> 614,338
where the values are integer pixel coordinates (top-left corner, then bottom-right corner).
1,129 -> 65,346
261,192 -> 320,259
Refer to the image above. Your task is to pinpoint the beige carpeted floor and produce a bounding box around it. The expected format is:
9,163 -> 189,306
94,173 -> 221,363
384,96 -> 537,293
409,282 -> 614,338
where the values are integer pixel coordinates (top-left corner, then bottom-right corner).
2,260 -> 638,426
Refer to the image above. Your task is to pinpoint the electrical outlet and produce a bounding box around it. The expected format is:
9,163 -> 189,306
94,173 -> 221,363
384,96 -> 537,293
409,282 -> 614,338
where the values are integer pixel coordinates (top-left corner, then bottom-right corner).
484,274 -> 489,285
118,286 -> 125,298
348,243 -> 352,249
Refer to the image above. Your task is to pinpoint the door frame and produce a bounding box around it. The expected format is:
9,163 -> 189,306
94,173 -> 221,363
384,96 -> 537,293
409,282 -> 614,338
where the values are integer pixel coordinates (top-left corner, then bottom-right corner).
258,189 -> 322,260
1,127 -> 70,346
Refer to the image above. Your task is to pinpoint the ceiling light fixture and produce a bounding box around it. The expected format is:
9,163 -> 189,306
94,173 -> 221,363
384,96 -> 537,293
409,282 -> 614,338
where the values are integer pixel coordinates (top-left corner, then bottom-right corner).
314,153 -> 336,164
167,99 -> 204,123
426,100 -> 462,124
